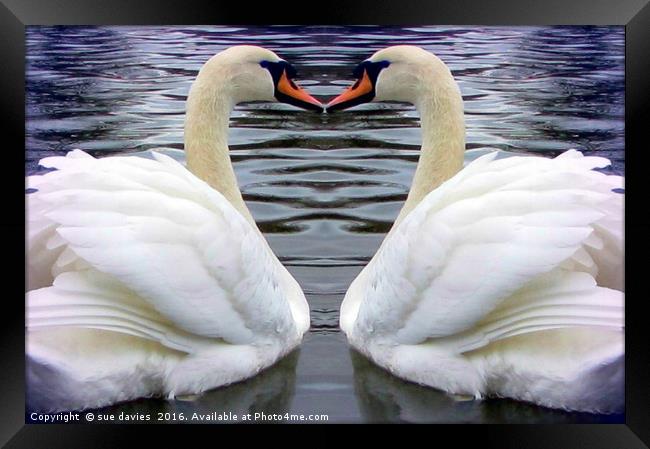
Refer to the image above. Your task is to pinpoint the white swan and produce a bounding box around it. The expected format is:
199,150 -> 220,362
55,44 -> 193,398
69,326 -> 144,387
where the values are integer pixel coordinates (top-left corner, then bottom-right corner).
329,45 -> 624,413
26,45 -> 322,412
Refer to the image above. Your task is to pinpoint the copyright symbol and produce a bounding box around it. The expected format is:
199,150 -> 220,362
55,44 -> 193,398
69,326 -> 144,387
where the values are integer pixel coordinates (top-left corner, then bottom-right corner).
85,412 -> 94,421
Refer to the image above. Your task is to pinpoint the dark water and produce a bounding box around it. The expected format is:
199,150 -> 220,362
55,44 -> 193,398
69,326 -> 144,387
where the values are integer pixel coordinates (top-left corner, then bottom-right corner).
25,25 -> 625,423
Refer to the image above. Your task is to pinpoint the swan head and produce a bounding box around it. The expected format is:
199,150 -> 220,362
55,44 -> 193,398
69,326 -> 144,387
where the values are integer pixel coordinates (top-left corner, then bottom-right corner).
196,45 -> 323,112
326,45 -> 457,112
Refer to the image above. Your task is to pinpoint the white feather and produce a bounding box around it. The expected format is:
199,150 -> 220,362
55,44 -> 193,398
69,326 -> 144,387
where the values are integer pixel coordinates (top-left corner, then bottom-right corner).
26,46 -> 312,413
343,151 -> 623,413
27,150 -> 309,411
340,46 -> 624,414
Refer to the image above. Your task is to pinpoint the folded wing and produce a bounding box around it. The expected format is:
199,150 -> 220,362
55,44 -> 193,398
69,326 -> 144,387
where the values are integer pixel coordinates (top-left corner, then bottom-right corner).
351,150 -> 623,349
27,150 -> 301,351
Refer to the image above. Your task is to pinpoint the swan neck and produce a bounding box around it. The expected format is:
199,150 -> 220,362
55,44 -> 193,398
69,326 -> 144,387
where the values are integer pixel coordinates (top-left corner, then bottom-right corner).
184,65 -> 256,226
395,75 -> 465,225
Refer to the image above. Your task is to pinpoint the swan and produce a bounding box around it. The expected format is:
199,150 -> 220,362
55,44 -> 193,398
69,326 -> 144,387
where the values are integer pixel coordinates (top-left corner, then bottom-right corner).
328,45 -> 624,413
26,45 -> 322,412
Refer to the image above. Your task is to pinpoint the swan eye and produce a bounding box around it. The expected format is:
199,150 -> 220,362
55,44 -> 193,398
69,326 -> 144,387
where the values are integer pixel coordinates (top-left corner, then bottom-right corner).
260,60 -> 281,79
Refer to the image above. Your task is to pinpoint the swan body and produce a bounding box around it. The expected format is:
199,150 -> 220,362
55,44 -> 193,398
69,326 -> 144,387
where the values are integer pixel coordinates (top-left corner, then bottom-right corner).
331,46 -> 624,413
26,46 -> 320,412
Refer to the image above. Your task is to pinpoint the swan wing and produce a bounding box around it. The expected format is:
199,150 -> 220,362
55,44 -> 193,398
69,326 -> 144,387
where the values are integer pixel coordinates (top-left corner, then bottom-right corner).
27,150 -> 306,349
27,270 -> 218,353
350,150 -> 623,347
27,151 -> 92,291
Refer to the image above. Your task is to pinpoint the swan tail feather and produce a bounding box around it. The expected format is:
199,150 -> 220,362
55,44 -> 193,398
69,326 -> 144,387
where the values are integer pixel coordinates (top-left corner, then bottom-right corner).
27,271 -> 214,354
435,270 -> 623,354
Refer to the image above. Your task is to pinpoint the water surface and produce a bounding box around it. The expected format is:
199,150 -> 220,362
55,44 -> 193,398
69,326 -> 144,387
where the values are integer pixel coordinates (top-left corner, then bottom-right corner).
26,25 -> 625,423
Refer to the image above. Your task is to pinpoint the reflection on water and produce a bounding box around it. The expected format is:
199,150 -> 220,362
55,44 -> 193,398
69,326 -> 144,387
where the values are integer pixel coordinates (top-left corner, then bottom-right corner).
350,350 -> 623,424
26,25 -> 624,423
87,350 -> 300,424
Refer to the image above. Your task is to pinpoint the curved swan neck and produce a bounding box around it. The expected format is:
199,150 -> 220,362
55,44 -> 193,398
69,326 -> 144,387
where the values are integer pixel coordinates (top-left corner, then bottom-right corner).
394,65 -> 465,225
184,60 -> 256,226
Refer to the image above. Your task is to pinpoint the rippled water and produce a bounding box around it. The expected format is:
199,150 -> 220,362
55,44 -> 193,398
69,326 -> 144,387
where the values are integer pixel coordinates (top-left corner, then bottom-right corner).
26,25 -> 624,423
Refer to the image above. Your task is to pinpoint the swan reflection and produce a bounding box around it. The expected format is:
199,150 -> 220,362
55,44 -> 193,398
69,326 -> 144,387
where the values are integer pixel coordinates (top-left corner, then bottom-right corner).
350,349 -> 624,423
84,349 -> 300,423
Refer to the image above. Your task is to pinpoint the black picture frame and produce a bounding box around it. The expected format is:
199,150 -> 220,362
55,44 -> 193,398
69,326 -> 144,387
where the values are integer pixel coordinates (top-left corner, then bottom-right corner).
4,0 -> 649,446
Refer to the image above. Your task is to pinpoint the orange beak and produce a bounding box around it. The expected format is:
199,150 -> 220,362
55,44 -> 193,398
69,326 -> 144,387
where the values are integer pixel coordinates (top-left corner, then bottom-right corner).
326,70 -> 374,112
277,70 -> 323,112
